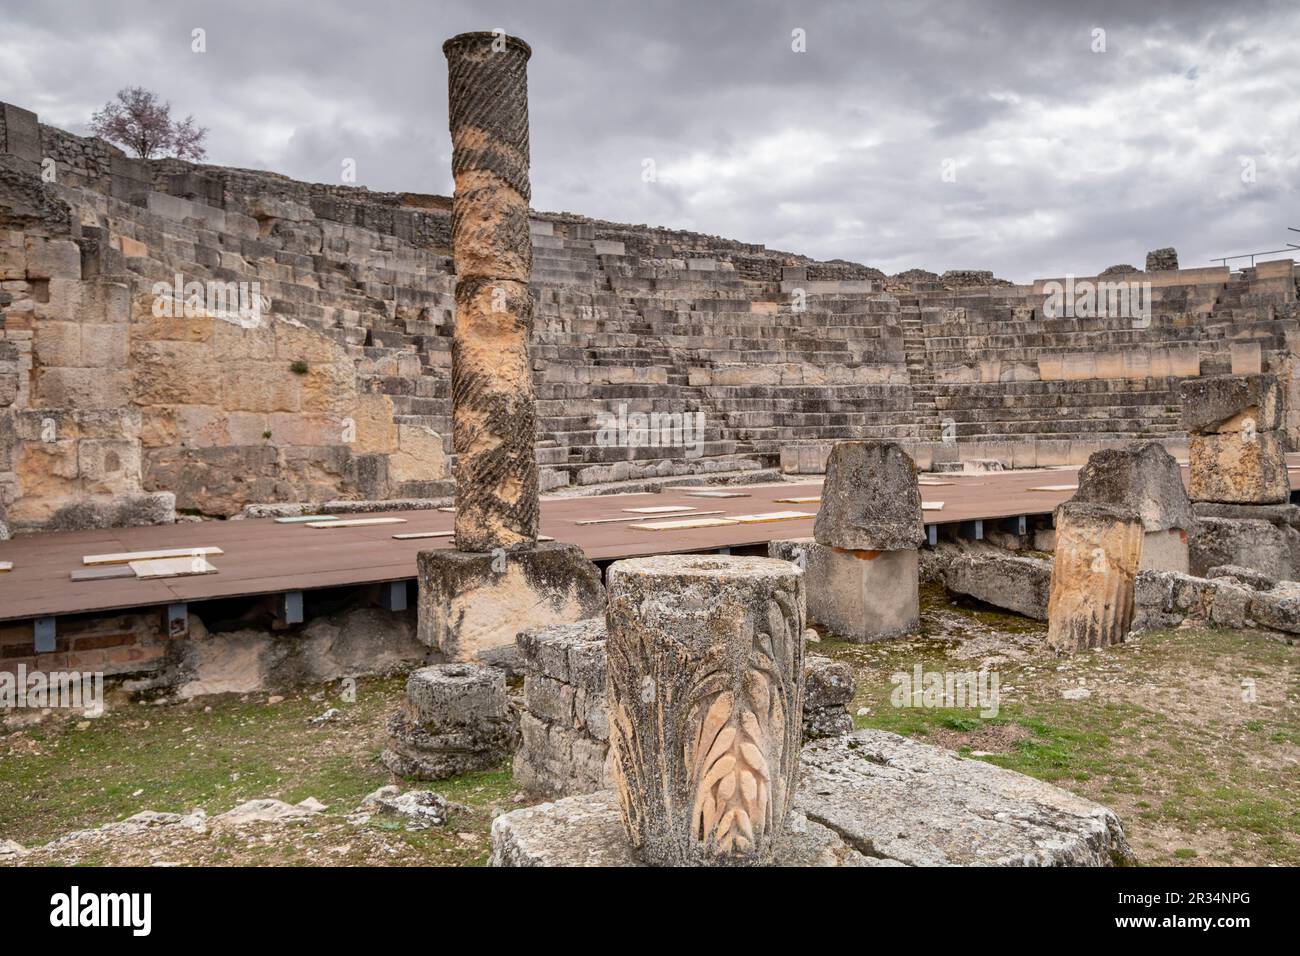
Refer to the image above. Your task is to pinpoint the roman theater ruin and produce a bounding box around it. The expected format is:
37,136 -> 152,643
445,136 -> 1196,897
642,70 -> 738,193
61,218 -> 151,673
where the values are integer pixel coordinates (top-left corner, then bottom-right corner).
0,30 -> 1297,870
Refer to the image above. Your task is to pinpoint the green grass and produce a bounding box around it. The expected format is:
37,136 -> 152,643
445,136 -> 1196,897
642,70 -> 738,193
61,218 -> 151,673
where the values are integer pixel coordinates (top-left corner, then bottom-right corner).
0,676 -> 516,865
815,590 -> 1300,866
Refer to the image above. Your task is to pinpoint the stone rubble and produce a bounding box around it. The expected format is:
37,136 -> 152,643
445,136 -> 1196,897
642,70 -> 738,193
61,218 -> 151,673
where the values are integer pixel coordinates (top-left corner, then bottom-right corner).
352,785 -> 463,829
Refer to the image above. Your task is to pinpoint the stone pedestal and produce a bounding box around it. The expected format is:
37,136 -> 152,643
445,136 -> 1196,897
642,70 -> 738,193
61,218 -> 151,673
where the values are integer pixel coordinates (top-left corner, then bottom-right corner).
381,664 -> 516,779
768,538 -> 918,640
799,440 -> 925,641
417,542 -> 605,662
605,554 -> 806,866
1072,442 -> 1192,573
1047,502 -> 1144,653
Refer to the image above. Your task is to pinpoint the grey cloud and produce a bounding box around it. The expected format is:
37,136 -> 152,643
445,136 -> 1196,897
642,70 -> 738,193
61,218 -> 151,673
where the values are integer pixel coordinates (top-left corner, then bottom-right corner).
0,0 -> 1296,281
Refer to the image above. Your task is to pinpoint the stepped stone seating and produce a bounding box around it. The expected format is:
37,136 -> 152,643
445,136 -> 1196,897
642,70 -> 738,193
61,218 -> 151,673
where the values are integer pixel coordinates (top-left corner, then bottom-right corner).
2,101 -> 1298,527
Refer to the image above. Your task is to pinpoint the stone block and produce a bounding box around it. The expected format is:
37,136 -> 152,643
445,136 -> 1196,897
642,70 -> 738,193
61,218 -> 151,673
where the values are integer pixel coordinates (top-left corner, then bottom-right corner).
769,537 -> 918,640
79,324 -> 129,368
802,654 -> 855,740
406,662 -> 506,726
76,438 -> 140,495
1072,441 -> 1192,533
1,104 -> 41,165
490,790 -> 886,868
34,367 -> 132,410
23,237 -> 81,280
1188,430 -> 1289,504
1047,502 -> 1144,653
814,440 -> 925,551
942,547 -> 1051,620
417,542 -> 605,662
33,321 -> 81,368
1140,528 -> 1189,574
1248,583 -> 1300,635
1230,341 -> 1263,375
19,491 -> 176,532
1190,517 -> 1293,581
389,422 -> 447,484
1179,373 -> 1283,434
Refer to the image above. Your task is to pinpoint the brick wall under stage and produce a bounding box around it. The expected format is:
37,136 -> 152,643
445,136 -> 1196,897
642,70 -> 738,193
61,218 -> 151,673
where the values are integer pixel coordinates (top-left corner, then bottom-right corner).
1,100 -> 1298,531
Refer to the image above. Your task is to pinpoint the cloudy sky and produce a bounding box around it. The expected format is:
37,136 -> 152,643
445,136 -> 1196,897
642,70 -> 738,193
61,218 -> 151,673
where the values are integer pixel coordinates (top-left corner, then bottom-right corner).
2,0 -> 1297,281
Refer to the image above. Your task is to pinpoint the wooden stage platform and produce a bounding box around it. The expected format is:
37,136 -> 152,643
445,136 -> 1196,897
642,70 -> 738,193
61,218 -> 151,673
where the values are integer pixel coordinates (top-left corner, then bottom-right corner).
2,460 -> 1298,625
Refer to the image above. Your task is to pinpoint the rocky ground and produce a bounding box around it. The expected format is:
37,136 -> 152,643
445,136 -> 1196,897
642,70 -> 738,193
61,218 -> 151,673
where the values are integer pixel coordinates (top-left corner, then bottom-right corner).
825,584 -> 1300,866
1,585 -> 1296,867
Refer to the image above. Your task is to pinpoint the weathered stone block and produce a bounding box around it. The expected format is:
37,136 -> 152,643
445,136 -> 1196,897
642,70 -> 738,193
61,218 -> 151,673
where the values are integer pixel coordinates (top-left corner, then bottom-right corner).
1249,582 -> 1300,634
29,491 -> 175,532
1047,502 -> 1144,653
814,440 -> 925,551
1140,528 -> 1189,575
1073,441 -> 1192,533
802,654 -> 855,740
606,554 -> 805,866
768,537 -> 918,640
1188,430 -> 1290,504
1179,374 -> 1283,434
943,548 -> 1051,620
1190,517 -> 1293,581
417,541 -> 605,661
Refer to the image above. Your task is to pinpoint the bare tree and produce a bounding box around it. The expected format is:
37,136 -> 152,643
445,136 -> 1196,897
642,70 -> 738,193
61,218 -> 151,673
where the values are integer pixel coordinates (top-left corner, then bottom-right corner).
89,87 -> 208,160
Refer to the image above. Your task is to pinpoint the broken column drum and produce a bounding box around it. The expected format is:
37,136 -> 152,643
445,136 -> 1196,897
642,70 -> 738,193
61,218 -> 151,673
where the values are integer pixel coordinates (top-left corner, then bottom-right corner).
444,31 -> 538,552
605,555 -> 806,866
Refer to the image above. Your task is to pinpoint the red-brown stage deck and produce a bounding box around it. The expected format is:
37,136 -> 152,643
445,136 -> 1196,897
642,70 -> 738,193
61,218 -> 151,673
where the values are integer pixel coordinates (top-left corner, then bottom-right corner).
2,460 -> 1298,623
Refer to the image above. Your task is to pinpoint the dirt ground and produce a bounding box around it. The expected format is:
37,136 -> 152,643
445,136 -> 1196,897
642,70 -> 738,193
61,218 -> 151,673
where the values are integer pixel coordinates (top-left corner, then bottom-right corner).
1,584 -> 1296,867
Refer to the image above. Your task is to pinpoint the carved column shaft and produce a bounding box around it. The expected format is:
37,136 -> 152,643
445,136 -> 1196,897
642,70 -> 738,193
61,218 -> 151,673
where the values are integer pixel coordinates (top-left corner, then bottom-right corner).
1047,502 -> 1144,653
606,555 -> 806,866
444,32 -> 538,552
